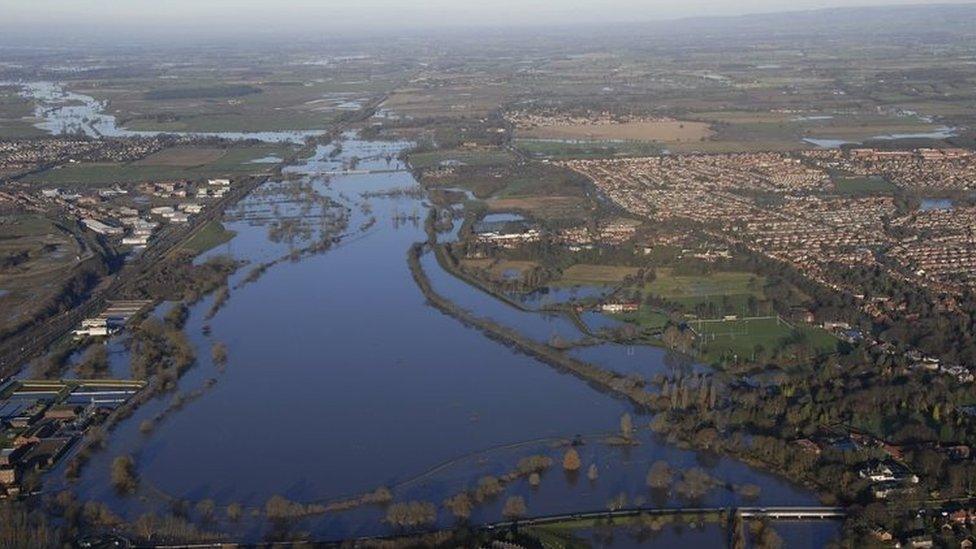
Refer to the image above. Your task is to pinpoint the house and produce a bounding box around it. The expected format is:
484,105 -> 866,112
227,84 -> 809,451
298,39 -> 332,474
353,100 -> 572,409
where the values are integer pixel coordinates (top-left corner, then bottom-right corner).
870,528 -> 893,542
601,302 -> 639,313
178,203 -> 203,214
45,404 -> 82,421
0,467 -> 17,486
861,462 -> 898,482
941,445 -> 971,460
949,509 -> 976,525
0,445 -> 28,467
74,317 -> 110,338
122,235 -> 149,246
906,535 -> 934,548
823,321 -> 850,330
793,438 -> 822,454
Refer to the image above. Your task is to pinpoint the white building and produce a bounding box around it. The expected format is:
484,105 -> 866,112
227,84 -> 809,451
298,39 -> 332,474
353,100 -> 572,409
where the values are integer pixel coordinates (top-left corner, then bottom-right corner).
81,218 -> 123,236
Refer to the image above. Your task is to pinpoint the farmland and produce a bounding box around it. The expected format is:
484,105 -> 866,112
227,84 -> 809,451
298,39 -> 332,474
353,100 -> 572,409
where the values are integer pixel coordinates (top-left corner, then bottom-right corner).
66,73 -> 396,133
0,85 -> 44,139
518,119 -> 713,143
24,144 -> 293,187
514,138 -> 663,159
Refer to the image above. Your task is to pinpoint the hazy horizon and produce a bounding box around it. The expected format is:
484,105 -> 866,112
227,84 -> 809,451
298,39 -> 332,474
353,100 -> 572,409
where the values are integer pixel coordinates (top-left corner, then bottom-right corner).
3,0 -> 975,35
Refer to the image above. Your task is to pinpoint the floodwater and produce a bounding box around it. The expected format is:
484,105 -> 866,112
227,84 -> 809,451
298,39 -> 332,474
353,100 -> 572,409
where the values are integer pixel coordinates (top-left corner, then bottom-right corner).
11,81 -> 325,143
803,126 -> 957,149
920,198 -> 954,211
51,134 -> 838,543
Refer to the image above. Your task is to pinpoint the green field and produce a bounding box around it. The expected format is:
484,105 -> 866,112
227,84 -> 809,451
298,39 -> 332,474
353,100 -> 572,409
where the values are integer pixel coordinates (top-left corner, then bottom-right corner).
72,75 -> 392,133
611,308 -> 669,332
833,175 -> 897,195
123,111 -> 332,133
25,144 -> 293,187
515,138 -> 663,159
689,316 -> 839,363
645,269 -> 766,312
181,220 -> 236,254
556,264 -> 639,285
0,86 -> 45,139
408,148 -> 516,169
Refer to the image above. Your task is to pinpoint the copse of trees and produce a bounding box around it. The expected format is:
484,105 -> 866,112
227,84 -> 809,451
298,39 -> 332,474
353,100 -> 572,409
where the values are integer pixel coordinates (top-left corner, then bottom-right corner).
384,501 -> 437,529
502,496 -> 527,520
647,461 -> 672,491
110,454 -> 139,494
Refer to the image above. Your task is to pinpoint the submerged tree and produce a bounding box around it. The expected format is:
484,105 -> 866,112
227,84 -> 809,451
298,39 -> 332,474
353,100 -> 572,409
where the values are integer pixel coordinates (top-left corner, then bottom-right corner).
562,448 -> 582,471
502,496 -> 527,520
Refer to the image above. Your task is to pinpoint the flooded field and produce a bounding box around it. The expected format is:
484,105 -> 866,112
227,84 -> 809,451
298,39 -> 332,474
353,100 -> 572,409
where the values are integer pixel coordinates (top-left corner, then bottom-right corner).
10,81 -> 326,142
39,134 -> 839,543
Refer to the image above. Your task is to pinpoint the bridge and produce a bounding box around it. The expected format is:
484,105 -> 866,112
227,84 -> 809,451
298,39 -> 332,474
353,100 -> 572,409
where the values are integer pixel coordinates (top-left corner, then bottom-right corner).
481,505 -> 846,531
739,506 -> 846,519
320,168 -> 408,176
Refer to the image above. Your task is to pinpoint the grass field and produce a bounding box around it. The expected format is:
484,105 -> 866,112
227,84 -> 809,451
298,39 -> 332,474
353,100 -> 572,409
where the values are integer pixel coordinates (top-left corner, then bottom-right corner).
408,148 -> 516,169
384,85 -> 507,119
123,111 -> 333,133
486,196 -> 588,219
514,138 -> 663,159
645,269 -> 765,311
72,76 -> 391,133
833,176 -> 897,195
181,220 -> 236,254
0,214 -> 83,333
0,85 -> 45,139
690,316 -> 839,363
459,258 -> 538,280
557,264 -> 639,285
135,147 -> 228,167
26,144 -> 293,187
611,308 -> 670,331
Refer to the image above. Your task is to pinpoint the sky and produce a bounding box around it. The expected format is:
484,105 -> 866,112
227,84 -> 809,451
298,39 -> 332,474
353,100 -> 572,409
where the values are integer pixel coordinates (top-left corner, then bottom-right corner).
2,0 -> 973,31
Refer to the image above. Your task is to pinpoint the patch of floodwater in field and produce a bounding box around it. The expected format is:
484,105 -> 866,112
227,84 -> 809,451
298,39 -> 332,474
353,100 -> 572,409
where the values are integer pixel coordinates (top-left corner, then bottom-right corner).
792,115 -> 834,122
920,198 -> 954,211
58,134 -> 833,542
248,155 -> 283,164
803,137 -> 855,148
10,81 -> 326,143
804,126 -> 957,148
481,213 -> 525,223
570,343 -> 712,378
511,284 -> 613,308
580,310 -> 627,332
